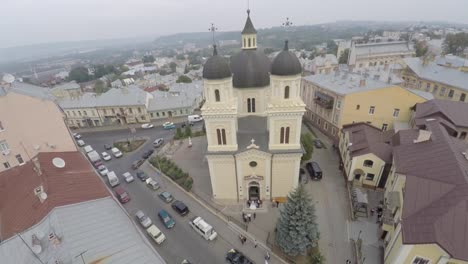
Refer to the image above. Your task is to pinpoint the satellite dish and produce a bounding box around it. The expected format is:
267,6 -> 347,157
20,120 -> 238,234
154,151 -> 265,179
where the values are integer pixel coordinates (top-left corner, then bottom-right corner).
40,192 -> 48,200
52,157 -> 66,168
31,244 -> 42,254
2,74 -> 15,84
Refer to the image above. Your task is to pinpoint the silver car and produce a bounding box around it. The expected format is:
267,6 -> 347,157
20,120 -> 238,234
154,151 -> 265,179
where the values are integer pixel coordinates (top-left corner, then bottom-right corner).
135,210 -> 152,228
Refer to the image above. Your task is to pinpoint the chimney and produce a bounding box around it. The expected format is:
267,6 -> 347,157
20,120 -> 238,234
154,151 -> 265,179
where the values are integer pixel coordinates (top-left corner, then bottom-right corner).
413,129 -> 432,143
359,79 -> 366,87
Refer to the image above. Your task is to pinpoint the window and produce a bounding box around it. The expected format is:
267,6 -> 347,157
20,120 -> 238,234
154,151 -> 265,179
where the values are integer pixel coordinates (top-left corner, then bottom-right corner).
162,112 -> 166,116
138,108 -> 142,114
0,140 -> 10,152
333,114 -> 339,123
284,86 -> 290,99
324,123 -> 328,130
156,112 -> 160,117
366,173 -> 375,181
369,106 -> 375,115
216,129 -> 227,145
448,89 -> 454,98
248,38 -> 251,47
215,89 -> 220,102
16,154 -> 25,165
0,121 -> 4,131
249,161 -> 257,167
83,110 -> 87,116
3,162 -> 10,169
356,105 -> 360,110
461,132 -> 467,140
336,100 -> 341,109
180,110 -> 183,114
440,87 -> 446,96
78,111 -> 82,116
141,116 -> 145,121
393,109 -> 400,118
412,257 -> 430,264
280,127 -> 290,144
129,108 -> 133,114
243,38 -> 246,47
150,113 -> 154,118
119,108 -> 124,114
253,37 -> 256,46
425,83 -> 430,92
460,93 -> 466,102
247,98 -> 256,113
382,123 -> 388,131
363,160 -> 374,167
432,85 -> 438,94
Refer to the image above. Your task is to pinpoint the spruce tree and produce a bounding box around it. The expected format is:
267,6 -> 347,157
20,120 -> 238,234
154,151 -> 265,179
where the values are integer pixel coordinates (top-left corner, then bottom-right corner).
276,185 -> 319,256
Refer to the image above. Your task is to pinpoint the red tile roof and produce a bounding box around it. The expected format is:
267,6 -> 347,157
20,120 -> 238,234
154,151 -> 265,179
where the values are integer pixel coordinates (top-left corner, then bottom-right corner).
0,151 -> 110,239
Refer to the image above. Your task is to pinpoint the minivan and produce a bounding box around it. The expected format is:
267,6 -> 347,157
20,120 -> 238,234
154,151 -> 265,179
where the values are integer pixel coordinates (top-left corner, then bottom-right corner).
107,171 -> 120,187
306,162 -> 322,180
114,186 -> 130,203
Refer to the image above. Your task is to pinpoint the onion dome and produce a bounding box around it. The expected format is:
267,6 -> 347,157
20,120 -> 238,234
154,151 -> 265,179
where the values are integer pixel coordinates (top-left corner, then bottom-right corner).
230,50 -> 271,88
202,45 -> 232,80
271,40 -> 302,76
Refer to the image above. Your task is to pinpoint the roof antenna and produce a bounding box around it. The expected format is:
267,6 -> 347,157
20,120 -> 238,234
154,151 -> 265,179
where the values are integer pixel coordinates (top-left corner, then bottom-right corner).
208,23 -> 218,56
282,17 -> 293,50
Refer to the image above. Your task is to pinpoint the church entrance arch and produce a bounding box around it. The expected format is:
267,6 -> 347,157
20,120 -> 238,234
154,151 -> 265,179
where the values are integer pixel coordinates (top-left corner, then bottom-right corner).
248,181 -> 260,201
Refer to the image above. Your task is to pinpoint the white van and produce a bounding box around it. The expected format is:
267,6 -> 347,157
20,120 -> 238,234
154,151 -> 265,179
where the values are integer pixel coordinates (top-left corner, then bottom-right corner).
107,171 -> 120,187
146,225 -> 166,244
111,147 -> 123,158
189,216 -> 217,241
83,145 -> 94,153
188,115 -> 203,123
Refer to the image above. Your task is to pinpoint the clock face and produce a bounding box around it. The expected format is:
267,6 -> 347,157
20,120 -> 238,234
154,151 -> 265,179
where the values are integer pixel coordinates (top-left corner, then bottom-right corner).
249,161 -> 257,167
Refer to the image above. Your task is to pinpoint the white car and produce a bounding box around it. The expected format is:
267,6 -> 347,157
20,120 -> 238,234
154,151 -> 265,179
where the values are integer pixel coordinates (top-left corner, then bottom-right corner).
72,133 -> 82,139
111,147 -> 123,158
123,172 -> 135,183
101,152 -> 112,161
141,123 -> 154,129
97,165 -> 109,176
76,140 -> 85,147
135,210 -> 152,228
83,145 -> 94,153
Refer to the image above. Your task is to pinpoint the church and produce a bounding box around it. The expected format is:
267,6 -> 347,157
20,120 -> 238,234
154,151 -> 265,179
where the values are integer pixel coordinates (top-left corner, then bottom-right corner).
201,10 -> 306,205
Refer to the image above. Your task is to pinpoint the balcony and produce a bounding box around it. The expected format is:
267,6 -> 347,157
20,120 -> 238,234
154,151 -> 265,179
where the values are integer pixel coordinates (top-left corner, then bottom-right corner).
314,91 -> 334,109
382,191 -> 400,231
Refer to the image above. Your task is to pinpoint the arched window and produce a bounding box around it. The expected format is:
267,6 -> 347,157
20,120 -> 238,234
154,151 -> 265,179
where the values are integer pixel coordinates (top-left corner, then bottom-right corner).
247,98 -> 251,112
216,129 -> 226,145
285,127 -> 290,143
284,86 -> 290,99
247,98 -> 256,113
221,129 -> 226,145
253,37 -> 256,47
363,160 -> 374,167
216,129 -> 222,145
280,127 -> 285,144
248,38 -> 251,47
214,89 -> 220,102
243,38 -> 246,48
280,127 -> 290,144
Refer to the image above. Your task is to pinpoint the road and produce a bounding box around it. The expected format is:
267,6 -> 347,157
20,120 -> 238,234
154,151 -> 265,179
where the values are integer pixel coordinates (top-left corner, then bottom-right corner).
80,124 -> 280,264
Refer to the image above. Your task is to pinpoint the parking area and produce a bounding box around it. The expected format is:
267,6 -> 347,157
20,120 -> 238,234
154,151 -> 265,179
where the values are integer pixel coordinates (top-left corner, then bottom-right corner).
76,123 -> 283,264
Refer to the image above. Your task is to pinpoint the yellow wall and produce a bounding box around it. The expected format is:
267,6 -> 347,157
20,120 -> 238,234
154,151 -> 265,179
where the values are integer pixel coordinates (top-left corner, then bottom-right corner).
349,153 -> 386,187
341,86 -> 427,130
385,230 -> 404,264
207,155 -> 238,202
271,154 -> 301,199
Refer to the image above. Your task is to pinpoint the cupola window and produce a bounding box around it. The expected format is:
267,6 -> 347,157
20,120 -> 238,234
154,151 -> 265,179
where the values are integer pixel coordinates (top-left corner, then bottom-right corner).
284,86 -> 290,99
215,89 -> 220,102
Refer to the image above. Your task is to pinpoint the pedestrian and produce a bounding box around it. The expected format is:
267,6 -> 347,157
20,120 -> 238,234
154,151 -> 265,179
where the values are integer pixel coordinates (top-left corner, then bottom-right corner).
254,239 -> 258,248
276,200 -> 279,207
243,236 -> 247,244
346,260 -> 351,264
243,215 -> 247,223
265,251 -> 270,260
253,212 -> 256,220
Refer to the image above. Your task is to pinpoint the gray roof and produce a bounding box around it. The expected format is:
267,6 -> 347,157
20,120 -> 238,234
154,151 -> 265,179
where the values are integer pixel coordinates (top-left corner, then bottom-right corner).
406,88 -> 434,100
271,41 -> 302,76
392,120 -> 468,260
203,46 -> 232,80
436,54 -> 467,68
414,99 -> 468,128
0,197 -> 165,264
354,41 -> 413,56
52,81 -> 80,90
148,81 -> 203,111
311,54 -> 338,66
2,81 -> 54,100
59,86 -> 149,109
230,50 -> 271,88
241,11 -> 257,34
237,116 -> 270,152
404,57 -> 468,91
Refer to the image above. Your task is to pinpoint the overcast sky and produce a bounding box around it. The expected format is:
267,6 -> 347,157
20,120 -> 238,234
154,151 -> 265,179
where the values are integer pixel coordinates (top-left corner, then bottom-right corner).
1,0 -> 468,48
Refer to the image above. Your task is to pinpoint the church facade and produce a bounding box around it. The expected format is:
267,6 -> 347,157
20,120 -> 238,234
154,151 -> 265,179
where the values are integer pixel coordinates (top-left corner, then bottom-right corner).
201,11 -> 306,204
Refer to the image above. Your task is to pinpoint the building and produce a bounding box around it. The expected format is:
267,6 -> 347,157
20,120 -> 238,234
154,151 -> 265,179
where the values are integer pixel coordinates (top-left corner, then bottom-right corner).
0,151 -> 165,263
348,41 -> 414,69
201,10 -> 305,204
305,54 -> 339,75
0,82 -> 76,173
301,72 -> 430,143
339,123 -> 393,188
382,119 -> 468,264
402,57 -> 468,102
50,81 -> 82,99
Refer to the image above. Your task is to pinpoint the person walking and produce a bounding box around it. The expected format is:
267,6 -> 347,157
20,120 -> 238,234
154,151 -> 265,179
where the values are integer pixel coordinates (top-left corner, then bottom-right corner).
346,259 -> 351,264
254,239 -> 258,248
253,212 -> 256,220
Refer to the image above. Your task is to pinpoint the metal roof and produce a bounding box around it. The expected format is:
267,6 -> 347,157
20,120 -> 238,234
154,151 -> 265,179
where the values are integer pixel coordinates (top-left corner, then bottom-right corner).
354,41 -> 413,56
241,11 -> 257,34
52,81 -> 80,90
404,57 -> 468,91
414,99 -> 468,128
202,46 -> 232,80
230,49 -> 271,88
271,41 -> 302,76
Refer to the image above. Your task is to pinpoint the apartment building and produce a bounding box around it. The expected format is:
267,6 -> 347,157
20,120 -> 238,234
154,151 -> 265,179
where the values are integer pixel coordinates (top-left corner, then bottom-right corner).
301,72 -> 430,143
349,41 -> 414,69
305,54 -> 339,74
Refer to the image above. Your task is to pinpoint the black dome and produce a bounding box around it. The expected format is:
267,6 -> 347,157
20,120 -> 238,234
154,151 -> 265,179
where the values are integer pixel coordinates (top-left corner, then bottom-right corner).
271,41 -> 302,76
230,49 -> 271,88
203,46 -> 232,80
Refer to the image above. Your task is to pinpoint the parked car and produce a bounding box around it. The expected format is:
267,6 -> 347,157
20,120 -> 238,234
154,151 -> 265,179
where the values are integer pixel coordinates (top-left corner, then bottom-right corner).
189,216 -> 217,240
101,152 -> 112,161
83,145 -> 93,153
111,147 -> 123,158
171,200 -> 189,216
132,159 -> 145,170
226,249 -> 253,264
188,115 -> 203,123
76,140 -> 85,147
158,209 -> 175,229
122,172 -> 135,183
135,210 -> 152,228
153,138 -> 164,148
141,123 -> 154,129
159,191 -> 174,203
306,161 -> 323,180
142,149 -> 154,159
146,178 -> 160,190
93,160 -> 103,168
136,170 -> 149,181
114,186 -> 130,203
72,133 -> 82,139
146,225 -> 166,244
97,165 -> 109,176
104,144 -> 112,150
163,122 -> 175,130
313,139 -> 324,149
181,122 -> 194,128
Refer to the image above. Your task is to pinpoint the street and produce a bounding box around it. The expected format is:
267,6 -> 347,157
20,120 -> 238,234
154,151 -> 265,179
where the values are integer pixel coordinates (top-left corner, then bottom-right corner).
80,124 -> 281,264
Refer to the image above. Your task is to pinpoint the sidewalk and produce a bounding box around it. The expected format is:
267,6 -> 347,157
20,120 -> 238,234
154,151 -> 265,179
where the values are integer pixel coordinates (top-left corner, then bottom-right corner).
72,116 -> 188,133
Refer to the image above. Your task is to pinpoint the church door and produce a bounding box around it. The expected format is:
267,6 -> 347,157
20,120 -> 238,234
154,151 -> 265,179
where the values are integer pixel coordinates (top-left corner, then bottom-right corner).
248,182 -> 260,201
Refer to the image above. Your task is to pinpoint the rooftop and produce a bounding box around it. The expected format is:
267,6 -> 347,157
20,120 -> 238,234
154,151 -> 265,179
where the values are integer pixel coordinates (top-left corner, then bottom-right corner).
311,54 -> 338,66
414,99 -> 468,128
1,81 -> 54,100
354,41 -> 413,56
404,57 -> 468,91
52,81 -> 80,91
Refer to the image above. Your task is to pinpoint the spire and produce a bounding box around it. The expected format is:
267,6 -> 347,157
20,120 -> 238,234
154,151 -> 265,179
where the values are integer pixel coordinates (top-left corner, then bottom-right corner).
242,10 -> 257,35
213,45 -> 218,56
283,40 -> 289,51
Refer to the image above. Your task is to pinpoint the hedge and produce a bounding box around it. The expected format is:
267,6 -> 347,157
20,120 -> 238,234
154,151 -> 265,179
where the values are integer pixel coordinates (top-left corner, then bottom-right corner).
149,155 -> 193,191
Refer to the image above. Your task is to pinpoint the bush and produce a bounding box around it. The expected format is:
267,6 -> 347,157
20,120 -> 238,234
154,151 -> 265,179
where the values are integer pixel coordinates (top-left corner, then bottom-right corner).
150,155 -> 192,191
301,133 -> 314,163
182,177 -> 193,191
184,126 -> 192,138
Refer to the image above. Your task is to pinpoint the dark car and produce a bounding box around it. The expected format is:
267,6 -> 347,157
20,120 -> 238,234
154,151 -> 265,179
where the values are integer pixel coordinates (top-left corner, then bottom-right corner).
142,149 -> 155,159
136,170 -> 149,181
306,161 -> 323,180
104,144 -> 112,150
158,209 -> 175,229
313,139 -> 324,149
226,249 -> 253,264
114,186 -> 130,203
171,200 -> 189,216
132,159 -> 145,170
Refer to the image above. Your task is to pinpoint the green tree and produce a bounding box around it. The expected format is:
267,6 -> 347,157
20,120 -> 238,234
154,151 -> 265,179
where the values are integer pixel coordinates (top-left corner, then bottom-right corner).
414,41 -> 428,57
94,80 -> 108,94
176,54 -> 186,60
184,126 -> 192,138
310,253 -> 325,264
176,75 -> 192,83
443,33 -> 468,55
326,40 -> 338,55
276,185 -> 319,256
143,55 -> 155,63
68,67 -> 90,83
338,48 -> 350,64
169,62 -> 177,72
301,133 -> 314,163
175,127 -> 183,139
